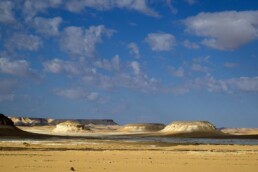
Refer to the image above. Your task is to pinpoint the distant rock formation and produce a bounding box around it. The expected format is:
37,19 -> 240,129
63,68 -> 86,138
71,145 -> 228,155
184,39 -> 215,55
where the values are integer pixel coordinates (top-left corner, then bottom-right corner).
53,121 -> 89,133
9,116 -> 118,126
0,113 -> 30,136
10,117 -> 49,126
119,123 -> 165,132
221,128 -> 258,135
0,113 -> 15,126
160,121 -> 224,137
162,121 -> 217,133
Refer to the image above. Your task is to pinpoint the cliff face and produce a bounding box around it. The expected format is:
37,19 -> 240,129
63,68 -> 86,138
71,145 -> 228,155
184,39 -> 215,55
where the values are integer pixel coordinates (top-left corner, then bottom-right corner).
8,116 -> 118,126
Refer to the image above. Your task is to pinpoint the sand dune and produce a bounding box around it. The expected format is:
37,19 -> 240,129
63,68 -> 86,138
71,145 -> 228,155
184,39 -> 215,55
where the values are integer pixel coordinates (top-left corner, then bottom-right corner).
119,123 -> 165,132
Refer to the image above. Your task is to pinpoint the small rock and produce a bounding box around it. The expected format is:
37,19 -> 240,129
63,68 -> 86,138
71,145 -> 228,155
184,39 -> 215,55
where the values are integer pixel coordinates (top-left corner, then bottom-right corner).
23,142 -> 30,146
70,167 -> 75,171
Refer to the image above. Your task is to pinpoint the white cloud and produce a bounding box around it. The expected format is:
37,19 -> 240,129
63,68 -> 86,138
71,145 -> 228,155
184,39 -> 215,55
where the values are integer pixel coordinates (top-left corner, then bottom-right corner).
0,79 -> 16,102
0,1 -> 16,23
184,11 -> 258,50
223,62 -> 239,68
5,33 -> 42,51
82,60 -> 158,92
65,0 -> 159,17
95,55 -> 120,71
185,0 -> 197,5
182,56 -> 211,74
172,75 -> 258,95
182,40 -> 199,49
191,63 -> 210,72
145,33 -> 176,51
206,77 -> 230,93
228,77 -> 258,92
0,57 -> 36,77
169,66 -> 185,78
127,42 -> 140,58
112,55 -> 120,71
33,17 -> 62,36
55,87 -> 85,100
130,61 -> 141,76
23,0 -> 63,20
87,92 -> 99,101
44,57 -> 157,93
54,87 -> 103,102
60,25 -> 114,58
166,0 -> 177,14
43,58 -> 82,75
206,76 -> 258,93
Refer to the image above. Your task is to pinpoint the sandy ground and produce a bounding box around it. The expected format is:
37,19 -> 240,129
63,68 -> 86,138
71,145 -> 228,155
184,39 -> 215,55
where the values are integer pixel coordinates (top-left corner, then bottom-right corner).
1,140 -> 258,172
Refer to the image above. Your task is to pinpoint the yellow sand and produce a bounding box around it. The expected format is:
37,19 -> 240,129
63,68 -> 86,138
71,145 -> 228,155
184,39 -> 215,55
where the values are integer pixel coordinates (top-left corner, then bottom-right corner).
0,140 -> 258,172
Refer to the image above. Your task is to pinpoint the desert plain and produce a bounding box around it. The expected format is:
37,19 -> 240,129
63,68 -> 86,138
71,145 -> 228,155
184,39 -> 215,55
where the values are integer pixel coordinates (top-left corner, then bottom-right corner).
1,114 -> 258,172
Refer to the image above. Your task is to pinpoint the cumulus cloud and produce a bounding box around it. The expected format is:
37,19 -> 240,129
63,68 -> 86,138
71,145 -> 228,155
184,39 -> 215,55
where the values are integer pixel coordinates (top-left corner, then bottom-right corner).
145,33 -> 176,51
23,0 -> 63,20
206,76 -> 258,93
127,61 -> 158,91
90,58 -> 156,92
43,58 -> 83,75
130,61 -> 141,76
182,40 -> 199,49
65,0 -> 159,17
5,33 -> 42,51
191,63 -> 210,72
169,66 -> 185,78
87,92 -> 100,101
60,25 -> 114,58
20,0 -> 159,20
55,87 -> 86,100
127,42 -> 140,58
182,56 -> 211,74
0,57 -> 37,77
228,77 -> 258,92
54,87 -> 103,102
184,11 -> 258,50
172,75 -> 258,95
166,0 -> 178,14
224,62 -> 239,68
95,55 -> 120,71
43,55 -> 157,92
81,60 -> 158,92
33,17 -> 62,36
0,1 -> 16,23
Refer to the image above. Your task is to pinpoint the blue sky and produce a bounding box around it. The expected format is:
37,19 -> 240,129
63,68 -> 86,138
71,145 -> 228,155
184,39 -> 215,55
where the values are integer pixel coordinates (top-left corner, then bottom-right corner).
1,0 -> 258,127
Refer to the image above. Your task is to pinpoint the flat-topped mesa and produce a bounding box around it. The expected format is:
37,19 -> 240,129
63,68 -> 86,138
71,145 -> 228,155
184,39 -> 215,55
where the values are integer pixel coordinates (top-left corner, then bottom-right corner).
119,123 -> 165,132
162,121 -> 218,133
53,121 -> 90,133
9,116 -> 118,126
9,117 -> 49,126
